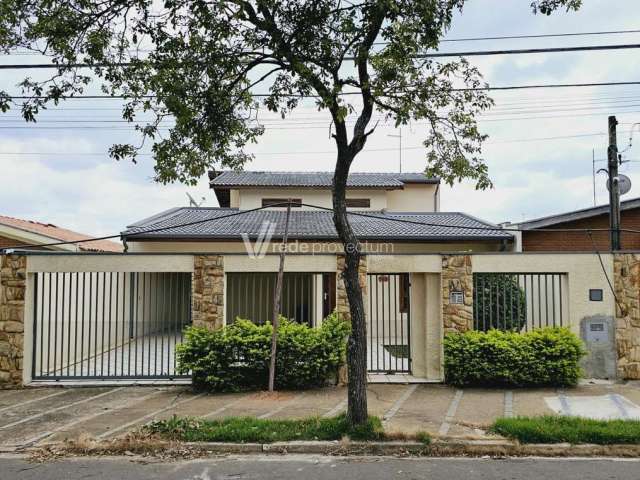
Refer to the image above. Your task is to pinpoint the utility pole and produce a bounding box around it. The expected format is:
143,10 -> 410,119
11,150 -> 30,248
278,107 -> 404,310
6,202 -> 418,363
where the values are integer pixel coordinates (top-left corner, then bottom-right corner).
268,199 -> 292,392
608,116 -> 621,251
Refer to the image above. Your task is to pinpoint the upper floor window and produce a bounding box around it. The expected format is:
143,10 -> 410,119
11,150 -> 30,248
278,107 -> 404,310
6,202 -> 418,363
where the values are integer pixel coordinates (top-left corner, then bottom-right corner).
261,198 -> 302,208
346,198 -> 371,208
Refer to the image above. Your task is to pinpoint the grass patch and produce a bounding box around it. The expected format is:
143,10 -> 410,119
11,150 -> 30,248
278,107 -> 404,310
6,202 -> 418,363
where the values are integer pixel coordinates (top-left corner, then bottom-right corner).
491,416 -> 640,445
145,414 -> 393,443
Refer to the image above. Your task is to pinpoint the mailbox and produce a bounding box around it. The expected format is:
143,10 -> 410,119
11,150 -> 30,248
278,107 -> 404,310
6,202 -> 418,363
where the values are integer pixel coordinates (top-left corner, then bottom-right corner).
586,322 -> 608,343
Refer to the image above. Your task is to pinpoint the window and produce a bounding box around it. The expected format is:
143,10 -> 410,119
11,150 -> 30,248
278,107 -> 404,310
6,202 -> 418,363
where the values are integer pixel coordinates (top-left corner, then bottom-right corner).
589,289 -> 603,301
261,198 -> 302,208
346,198 -> 370,208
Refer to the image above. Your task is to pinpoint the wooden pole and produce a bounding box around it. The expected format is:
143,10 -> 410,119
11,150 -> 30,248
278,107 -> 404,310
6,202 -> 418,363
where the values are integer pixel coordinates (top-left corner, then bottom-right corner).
268,199 -> 292,392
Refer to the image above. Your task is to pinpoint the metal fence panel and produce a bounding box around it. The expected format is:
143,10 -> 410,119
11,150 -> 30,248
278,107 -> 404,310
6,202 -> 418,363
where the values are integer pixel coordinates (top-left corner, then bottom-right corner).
226,272 -> 322,326
473,272 -> 566,332
32,271 -> 192,380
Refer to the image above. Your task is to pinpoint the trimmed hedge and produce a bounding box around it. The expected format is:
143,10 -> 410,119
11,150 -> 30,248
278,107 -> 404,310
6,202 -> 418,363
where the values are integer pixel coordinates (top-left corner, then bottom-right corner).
444,327 -> 586,387
176,313 -> 349,392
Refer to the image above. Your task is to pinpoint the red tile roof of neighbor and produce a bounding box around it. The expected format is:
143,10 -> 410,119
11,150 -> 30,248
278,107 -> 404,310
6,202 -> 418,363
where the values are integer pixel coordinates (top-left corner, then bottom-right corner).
0,215 -> 123,252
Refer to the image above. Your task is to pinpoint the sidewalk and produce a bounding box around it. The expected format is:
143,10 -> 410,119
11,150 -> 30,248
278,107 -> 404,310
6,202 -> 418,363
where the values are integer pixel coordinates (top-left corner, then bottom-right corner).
1,382 -> 640,449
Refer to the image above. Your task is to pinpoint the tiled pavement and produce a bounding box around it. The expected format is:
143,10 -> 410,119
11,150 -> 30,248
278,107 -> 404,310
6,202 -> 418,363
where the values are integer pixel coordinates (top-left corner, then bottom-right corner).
1,382 -> 640,449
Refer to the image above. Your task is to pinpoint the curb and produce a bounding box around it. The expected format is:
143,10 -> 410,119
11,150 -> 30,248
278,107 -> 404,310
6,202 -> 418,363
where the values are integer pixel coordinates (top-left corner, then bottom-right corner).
35,438 -> 640,458
181,439 -> 640,457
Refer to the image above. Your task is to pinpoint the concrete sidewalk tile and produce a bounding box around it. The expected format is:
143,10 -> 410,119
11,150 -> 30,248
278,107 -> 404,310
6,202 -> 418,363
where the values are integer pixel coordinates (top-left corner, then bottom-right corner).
270,387 -> 347,419
613,384 -> 640,405
446,389 -> 503,437
62,387 -> 192,438
20,387 -> 159,445
0,387 -> 114,428
153,392 -> 247,421
384,385 -> 456,435
213,391 -> 300,419
0,388 -> 129,446
0,389 -> 68,414
98,391 -> 207,439
366,384 -> 410,417
512,388 -> 557,417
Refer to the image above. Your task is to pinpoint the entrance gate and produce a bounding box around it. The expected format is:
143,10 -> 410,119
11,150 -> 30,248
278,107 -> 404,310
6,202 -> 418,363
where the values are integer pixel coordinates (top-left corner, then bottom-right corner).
367,273 -> 411,374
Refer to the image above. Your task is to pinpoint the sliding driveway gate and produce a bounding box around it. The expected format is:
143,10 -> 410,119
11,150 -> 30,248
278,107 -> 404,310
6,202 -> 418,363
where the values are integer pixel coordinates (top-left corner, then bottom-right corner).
32,271 -> 192,381
367,273 -> 411,374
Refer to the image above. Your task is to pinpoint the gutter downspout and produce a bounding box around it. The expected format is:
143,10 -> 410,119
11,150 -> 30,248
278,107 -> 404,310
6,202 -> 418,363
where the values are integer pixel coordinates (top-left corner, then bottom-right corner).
433,183 -> 440,212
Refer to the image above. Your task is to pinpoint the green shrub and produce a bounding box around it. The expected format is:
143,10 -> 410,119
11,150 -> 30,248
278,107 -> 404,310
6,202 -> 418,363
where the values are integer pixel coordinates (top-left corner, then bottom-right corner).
176,313 -> 350,391
444,327 -> 585,387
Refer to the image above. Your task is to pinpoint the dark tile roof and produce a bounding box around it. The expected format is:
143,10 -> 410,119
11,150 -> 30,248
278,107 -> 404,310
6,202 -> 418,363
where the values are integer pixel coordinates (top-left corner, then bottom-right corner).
515,197 -> 640,230
209,171 -> 439,189
123,208 -> 512,242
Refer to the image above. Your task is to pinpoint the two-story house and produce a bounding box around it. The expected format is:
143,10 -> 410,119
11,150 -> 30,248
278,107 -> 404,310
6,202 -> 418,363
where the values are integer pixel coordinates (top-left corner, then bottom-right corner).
123,171 -> 512,255
122,171 -> 511,375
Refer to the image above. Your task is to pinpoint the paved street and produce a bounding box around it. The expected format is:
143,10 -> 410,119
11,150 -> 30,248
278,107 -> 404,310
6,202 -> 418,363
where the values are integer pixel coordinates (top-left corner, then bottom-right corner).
1,382 -> 640,449
2,454 -> 640,480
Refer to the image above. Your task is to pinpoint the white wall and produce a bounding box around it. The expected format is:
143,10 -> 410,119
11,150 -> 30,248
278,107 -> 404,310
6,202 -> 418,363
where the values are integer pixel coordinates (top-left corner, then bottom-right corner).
236,187 -> 388,211
386,184 -> 439,212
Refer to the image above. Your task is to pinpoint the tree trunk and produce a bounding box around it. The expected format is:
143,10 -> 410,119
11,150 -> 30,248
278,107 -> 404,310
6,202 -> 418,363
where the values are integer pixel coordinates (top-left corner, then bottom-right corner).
332,151 -> 368,426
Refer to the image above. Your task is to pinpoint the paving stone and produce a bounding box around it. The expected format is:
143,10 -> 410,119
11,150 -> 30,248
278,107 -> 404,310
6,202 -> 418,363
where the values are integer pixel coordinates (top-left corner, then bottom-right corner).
269,387 -> 347,419
385,385 -> 455,435
512,388 -> 557,417
447,389 -> 504,437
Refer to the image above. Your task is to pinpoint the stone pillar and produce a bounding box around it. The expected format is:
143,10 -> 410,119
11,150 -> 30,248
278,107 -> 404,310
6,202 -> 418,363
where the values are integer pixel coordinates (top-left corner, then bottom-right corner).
336,254 -> 367,322
613,253 -> 640,379
442,254 -> 473,334
0,255 -> 26,388
192,255 -> 224,330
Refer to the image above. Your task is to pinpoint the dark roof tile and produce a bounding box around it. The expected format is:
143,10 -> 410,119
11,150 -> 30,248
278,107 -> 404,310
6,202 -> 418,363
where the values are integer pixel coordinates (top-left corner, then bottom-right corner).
123,208 -> 512,242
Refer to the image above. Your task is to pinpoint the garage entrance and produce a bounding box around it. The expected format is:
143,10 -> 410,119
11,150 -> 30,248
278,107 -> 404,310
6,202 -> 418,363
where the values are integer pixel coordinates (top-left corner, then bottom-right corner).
31,271 -> 192,381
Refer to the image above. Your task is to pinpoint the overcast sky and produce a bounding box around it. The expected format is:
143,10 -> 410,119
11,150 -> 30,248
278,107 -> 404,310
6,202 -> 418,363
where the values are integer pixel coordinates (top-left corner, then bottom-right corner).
2,1 -> 640,237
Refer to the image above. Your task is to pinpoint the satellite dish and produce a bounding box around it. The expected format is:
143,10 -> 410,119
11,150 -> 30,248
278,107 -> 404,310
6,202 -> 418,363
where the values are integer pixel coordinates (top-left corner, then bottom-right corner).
186,192 -> 206,207
606,174 -> 632,196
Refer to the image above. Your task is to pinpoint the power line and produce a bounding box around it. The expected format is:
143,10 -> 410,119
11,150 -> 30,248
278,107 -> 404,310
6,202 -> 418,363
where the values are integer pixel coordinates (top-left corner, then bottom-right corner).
3,43 -> 640,70
3,81 -> 640,101
6,29 -> 640,56
380,29 -> 640,44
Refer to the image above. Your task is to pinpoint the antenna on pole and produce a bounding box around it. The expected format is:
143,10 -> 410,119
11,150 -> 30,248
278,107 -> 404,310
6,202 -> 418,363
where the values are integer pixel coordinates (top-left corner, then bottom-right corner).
592,149 -> 596,206
186,192 -> 206,207
387,127 -> 403,173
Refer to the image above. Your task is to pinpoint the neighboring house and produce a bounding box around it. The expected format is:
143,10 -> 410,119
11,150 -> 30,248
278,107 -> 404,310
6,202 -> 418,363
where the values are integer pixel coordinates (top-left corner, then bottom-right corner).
0,215 -> 123,252
512,197 -> 640,252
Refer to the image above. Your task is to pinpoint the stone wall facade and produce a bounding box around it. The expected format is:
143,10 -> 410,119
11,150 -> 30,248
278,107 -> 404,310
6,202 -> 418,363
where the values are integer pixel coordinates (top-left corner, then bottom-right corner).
613,253 -> 640,379
0,255 -> 26,388
442,254 -> 473,334
336,254 -> 367,322
192,255 -> 224,330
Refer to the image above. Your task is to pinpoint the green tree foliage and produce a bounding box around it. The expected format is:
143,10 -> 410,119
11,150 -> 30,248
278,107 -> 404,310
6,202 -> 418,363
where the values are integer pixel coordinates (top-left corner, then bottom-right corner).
0,0 -> 579,187
474,274 -> 527,332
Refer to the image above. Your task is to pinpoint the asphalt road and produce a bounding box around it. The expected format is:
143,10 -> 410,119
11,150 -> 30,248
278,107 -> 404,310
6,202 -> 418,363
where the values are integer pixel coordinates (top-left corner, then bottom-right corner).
1,455 -> 640,480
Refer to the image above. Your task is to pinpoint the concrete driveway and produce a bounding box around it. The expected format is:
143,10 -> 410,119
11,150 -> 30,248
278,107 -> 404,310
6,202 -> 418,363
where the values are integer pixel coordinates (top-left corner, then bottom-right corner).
1,382 -> 640,449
